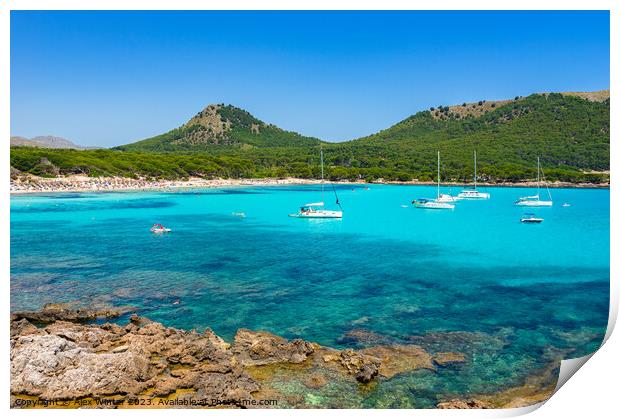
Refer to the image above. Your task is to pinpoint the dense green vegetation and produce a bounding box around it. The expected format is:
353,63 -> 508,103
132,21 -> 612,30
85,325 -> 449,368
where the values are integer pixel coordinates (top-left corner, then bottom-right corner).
10,148 -> 259,179
10,93 -> 610,183
116,105 -> 321,151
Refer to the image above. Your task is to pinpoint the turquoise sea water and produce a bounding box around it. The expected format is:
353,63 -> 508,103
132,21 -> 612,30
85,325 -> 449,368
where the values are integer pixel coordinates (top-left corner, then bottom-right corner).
10,184 -> 609,406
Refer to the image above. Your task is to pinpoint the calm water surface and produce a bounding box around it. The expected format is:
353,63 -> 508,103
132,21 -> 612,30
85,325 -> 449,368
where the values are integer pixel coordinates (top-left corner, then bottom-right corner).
10,184 -> 609,407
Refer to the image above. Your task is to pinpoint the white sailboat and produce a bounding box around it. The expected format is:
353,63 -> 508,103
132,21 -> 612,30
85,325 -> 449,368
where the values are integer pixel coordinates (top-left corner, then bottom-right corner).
413,151 -> 455,209
457,151 -> 490,199
290,146 -> 343,218
515,157 -> 553,207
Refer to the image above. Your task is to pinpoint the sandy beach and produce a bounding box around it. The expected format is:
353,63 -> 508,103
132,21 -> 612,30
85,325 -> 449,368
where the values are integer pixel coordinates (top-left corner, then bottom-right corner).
9,175 -> 328,194
9,174 -> 608,194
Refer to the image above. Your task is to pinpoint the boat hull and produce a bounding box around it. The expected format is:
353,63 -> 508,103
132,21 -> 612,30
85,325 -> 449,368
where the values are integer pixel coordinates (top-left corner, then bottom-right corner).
515,201 -> 553,207
413,202 -> 455,210
289,210 -> 343,218
457,191 -> 490,199
436,194 -> 460,203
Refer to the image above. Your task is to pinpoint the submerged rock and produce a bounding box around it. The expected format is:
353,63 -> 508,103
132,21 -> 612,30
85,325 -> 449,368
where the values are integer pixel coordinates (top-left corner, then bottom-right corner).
302,373 -> 329,389
432,352 -> 466,368
361,345 -> 436,378
11,303 -> 131,324
407,330 -> 507,353
336,328 -> 394,347
437,399 -> 490,409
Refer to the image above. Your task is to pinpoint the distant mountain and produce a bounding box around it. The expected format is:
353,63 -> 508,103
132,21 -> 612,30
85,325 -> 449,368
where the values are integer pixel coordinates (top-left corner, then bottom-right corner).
116,104 -> 322,152
10,135 -> 96,150
10,136 -> 37,147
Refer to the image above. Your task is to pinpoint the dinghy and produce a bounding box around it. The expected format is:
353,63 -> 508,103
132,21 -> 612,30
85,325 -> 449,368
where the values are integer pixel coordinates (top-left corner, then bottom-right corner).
150,223 -> 171,233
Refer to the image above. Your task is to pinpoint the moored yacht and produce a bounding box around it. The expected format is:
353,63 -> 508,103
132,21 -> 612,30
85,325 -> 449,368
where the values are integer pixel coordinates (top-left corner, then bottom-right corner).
457,188 -> 490,199
290,146 -> 343,218
291,202 -> 342,218
515,157 -> 553,207
515,195 -> 553,207
436,193 -> 460,203
412,198 -> 455,209
457,151 -> 490,199
412,151 -> 455,210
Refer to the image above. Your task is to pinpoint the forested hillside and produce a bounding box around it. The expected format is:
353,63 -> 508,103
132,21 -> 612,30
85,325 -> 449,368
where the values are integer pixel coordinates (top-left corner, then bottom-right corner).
10,92 -> 610,183
115,104 -> 322,152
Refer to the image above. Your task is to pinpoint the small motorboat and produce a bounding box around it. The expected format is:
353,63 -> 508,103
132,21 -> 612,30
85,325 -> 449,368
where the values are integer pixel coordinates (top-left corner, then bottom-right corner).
520,213 -> 543,223
232,212 -> 246,218
562,203 -> 571,207
150,223 -> 171,233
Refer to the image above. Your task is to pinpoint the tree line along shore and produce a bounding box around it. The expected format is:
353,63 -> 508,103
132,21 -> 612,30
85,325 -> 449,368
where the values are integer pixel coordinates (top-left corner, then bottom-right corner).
10,92 -> 610,185
9,146 -> 609,186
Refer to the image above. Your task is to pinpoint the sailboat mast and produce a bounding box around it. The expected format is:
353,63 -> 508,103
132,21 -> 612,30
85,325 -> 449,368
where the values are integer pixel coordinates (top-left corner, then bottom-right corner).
537,156 -> 540,198
474,150 -> 477,190
320,146 -> 325,203
437,151 -> 440,198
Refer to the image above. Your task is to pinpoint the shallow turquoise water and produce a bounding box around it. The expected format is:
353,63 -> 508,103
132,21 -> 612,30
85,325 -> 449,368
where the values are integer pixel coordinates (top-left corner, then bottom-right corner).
10,184 -> 609,405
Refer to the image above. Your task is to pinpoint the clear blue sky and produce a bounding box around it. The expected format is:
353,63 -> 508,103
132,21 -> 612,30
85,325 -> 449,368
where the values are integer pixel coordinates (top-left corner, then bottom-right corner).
11,11 -> 609,147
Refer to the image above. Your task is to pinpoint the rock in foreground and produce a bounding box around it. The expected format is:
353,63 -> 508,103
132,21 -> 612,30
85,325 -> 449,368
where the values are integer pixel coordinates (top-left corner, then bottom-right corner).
437,399 -> 490,409
10,312 -> 440,408
10,309 -> 556,409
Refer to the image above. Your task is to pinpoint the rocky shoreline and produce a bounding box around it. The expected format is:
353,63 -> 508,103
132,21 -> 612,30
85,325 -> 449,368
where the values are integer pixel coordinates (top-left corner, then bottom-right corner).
10,304 -> 557,409
10,174 -> 608,194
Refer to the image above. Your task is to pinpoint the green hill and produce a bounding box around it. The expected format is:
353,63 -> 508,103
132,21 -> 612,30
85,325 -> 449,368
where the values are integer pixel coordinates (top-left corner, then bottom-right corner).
10,91 -> 610,183
116,104 -> 322,152
333,92 -> 610,181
